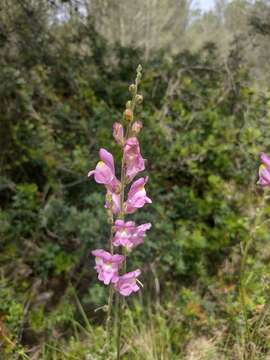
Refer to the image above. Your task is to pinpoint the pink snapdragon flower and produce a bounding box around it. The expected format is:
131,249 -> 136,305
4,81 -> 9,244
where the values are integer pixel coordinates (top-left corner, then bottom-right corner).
113,122 -> 124,146
130,223 -> 152,249
105,190 -> 121,215
258,153 -> 270,187
113,220 -> 151,250
131,120 -> 142,136
125,177 -> 152,214
124,137 -> 145,181
114,269 -> 141,296
91,249 -> 124,285
113,220 -> 136,247
88,149 -> 120,192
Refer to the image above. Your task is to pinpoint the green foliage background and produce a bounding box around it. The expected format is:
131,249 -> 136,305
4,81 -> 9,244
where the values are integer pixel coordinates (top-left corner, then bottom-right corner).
2,1 -> 270,358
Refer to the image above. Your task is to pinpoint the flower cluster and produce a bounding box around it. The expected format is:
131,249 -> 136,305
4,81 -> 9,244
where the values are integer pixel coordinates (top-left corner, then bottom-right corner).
88,70 -> 151,297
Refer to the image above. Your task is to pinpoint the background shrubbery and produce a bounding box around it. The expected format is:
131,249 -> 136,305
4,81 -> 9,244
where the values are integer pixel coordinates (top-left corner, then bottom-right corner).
2,1 -> 270,358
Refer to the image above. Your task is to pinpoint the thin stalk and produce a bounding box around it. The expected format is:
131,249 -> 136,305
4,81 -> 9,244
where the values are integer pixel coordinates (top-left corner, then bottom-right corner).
106,285 -> 114,340
116,138 -> 128,360
116,66 -> 142,360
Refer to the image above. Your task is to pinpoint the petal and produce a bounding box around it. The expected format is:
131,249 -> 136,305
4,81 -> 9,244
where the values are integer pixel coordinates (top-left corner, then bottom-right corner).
261,153 -> 270,169
88,170 -> 95,177
99,149 -> 115,173
94,161 -> 114,184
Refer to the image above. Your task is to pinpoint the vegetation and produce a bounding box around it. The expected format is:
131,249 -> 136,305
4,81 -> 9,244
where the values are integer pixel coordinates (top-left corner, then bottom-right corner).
1,0 -> 270,358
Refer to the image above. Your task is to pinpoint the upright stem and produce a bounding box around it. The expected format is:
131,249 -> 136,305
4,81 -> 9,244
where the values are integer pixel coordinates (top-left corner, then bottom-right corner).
116,134 -> 128,360
116,66 -> 142,360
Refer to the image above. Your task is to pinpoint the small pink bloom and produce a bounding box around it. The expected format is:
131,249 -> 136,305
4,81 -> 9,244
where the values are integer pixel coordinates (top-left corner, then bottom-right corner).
88,149 -> 120,192
131,223 -> 152,249
113,122 -> 124,146
113,220 -> 151,250
131,120 -> 142,136
125,177 -> 152,214
113,220 -> 136,247
91,249 -> 124,285
105,190 -> 121,214
258,153 -> 270,187
124,137 -> 145,181
114,269 -> 142,296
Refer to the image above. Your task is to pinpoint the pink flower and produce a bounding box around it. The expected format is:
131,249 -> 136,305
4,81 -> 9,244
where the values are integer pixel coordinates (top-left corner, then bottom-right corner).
124,137 -> 145,181
114,269 -> 142,296
113,219 -> 136,247
113,122 -> 124,146
105,190 -> 121,214
130,223 -> 152,249
113,220 -> 151,250
91,249 -> 124,285
125,177 -> 152,214
131,120 -> 142,136
258,153 -> 270,187
88,149 -> 120,192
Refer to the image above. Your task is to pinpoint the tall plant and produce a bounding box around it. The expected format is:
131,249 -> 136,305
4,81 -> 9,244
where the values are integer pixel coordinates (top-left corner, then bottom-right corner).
88,65 -> 152,358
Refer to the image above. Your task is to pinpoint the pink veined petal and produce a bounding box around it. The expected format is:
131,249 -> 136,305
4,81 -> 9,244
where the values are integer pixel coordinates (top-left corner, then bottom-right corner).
114,219 -> 125,227
124,137 -> 145,180
99,148 -> 115,173
113,123 -> 124,146
128,177 -> 147,198
118,284 -> 134,296
92,249 -> 108,258
94,161 -> 114,184
121,269 -> 141,280
258,165 -> 270,186
88,170 -> 95,177
261,153 -> 270,169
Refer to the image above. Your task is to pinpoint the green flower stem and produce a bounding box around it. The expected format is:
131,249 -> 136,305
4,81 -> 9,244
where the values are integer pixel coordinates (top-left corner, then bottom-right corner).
116,65 -> 142,360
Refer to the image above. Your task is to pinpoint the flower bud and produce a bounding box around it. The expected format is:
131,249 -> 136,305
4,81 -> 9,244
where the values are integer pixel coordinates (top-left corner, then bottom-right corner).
113,122 -> 124,146
137,64 -> 142,73
131,120 -> 142,135
129,84 -> 136,93
126,100 -> 132,109
124,109 -> 133,121
135,94 -> 143,104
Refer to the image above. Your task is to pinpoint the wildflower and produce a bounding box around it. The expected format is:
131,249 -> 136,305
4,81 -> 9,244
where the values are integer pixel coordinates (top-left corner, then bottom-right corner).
131,120 -> 142,136
88,148 -> 120,192
114,269 -> 141,296
113,122 -> 124,146
105,190 -> 121,215
125,177 -> 152,214
91,249 -> 124,285
113,219 -> 136,247
130,223 -> 152,249
258,153 -> 270,187
113,220 -> 151,250
124,137 -> 145,181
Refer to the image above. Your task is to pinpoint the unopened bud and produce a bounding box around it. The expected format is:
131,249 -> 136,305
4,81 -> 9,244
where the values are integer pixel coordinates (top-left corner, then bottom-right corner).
124,109 -> 133,121
137,64 -> 142,73
131,120 -> 142,135
135,94 -> 143,104
129,84 -> 136,93
113,122 -> 124,146
126,100 -> 132,109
